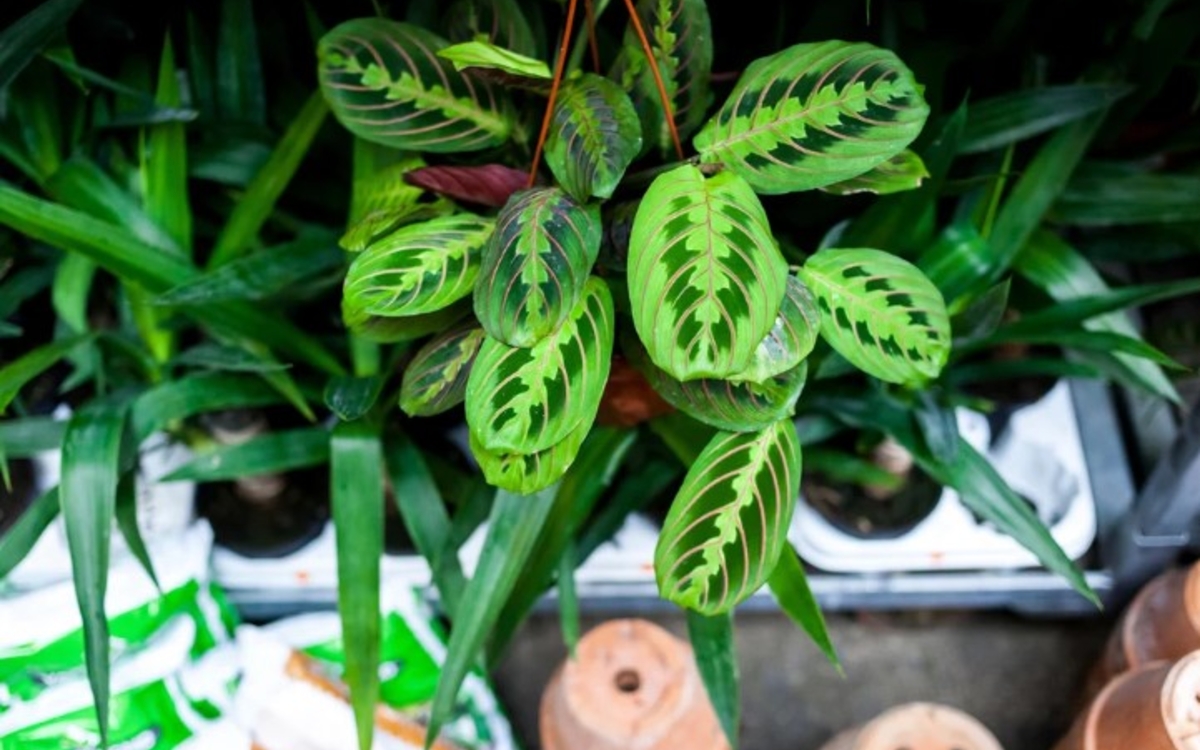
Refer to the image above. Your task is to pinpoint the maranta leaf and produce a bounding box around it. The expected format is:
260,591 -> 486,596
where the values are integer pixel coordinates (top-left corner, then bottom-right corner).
611,0 -> 713,154
342,154 -> 448,252
545,74 -> 643,202
437,40 -> 551,90
467,277 -> 614,454
404,163 -> 528,208
400,321 -> 486,416
318,19 -> 512,153
443,0 -> 538,58
343,214 -> 494,318
628,165 -> 787,381
798,247 -> 950,387
729,275 -> 820,384
474,187 -> 602,347
821,150 -> 929,196
469,416 -> 590,494
694,41 -> 929,195
655,419 -> 802,615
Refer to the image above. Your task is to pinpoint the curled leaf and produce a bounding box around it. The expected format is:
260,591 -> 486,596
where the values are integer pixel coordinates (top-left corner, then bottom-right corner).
400,322 -> 486,416
821,150 -> 929,196
729,275 -> 820,385
404,164 -> 529,208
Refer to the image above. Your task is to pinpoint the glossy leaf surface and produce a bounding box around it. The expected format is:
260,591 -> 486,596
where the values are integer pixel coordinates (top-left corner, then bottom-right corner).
694,41 -> 929,194
467,277 -> 614,454
629,166 -> 786,381
318,19 -> 511,152
545,74 -> 642,202
344,214 -> 494,318
730,275 -> 820,385
799,248 -> 949,387
474,188 -> 602,347
400,322 -> 486,416
656,419 -> 802,614
820,150 -> 928,196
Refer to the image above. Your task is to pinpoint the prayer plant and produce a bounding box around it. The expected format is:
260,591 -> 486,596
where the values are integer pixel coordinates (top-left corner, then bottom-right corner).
316,1 -> 949,746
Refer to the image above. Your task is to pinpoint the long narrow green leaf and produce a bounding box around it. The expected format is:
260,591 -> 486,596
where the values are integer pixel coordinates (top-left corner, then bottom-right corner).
144,36 -> 193,257
384,434 -> 467,619
0,0 -> 83,89
331,419 -> 384,750
979,329 -> 1183,369
130,372 -> 280,441
945,358 -> 1103,386
1015,231 -> 1179,403
0,417 -> 64,457
208,93 -> 330,267
163,427 -> 329,482
959,85 -> 1132,154
115,472 -> 158,590
0,185 -> 345,373
216,0 -> 266,126
425,487 -> 557,750
0,487 -> 57,578
984,112 -> 1106,283
1000,278 -> 1200,334
52,252 -> 97,333
768,547 -> 840,672
0,334 -> 91,414
1053,173 -> 1200,226
558,544 -> 580,656
686,610 -> 740,749
61,396 -> 132,747
157,235 -> 343,305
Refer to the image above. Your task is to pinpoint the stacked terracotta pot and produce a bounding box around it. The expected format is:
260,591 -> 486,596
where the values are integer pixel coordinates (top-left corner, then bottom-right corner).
817,703 -> 1004,750
1055,561 -> 1200,750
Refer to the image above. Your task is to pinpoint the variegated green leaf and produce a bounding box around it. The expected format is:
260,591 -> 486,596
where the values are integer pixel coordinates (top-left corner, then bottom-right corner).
645,354 -> 808,433
655,419 -> 802,615
342,153 -> 451,252
437,40 -> 550,80
400,321 -> 486,416
343,214 -> 493,319
798,248 -> 950,387
730,275 -> 820,384
821,150 -> 929,196
443,0 -> 538,57
611,0 -> 713,154
474,187 -> 602,347
545,74 -> 643,202
469,416 -> 590,494
694,41 -> 929,195
629,165 -> 787,381
467,277 -> 614,454
318,19 -> 512,153
344,298 -> 472,342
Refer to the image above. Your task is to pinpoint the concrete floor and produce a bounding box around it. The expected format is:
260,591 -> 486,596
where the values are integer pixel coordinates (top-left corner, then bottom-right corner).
494,610 -> 1112,750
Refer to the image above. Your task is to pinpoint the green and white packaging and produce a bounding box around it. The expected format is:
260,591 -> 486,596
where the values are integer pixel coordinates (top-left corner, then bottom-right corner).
0,618 -> 238,750
0,525 -> 233,714
246,588 -> 516,750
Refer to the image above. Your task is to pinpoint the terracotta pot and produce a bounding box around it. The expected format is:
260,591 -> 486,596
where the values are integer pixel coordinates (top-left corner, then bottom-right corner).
817,703 -> 1004,750
1087,563 -> 1200,696
1054,652 -> 1200,750
540,619 -> 729,750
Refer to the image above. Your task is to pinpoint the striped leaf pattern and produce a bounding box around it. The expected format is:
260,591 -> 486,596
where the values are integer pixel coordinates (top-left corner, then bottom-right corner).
475,188 -> 602,347
467,277 -> 614,454
693,41 -> 929,195
399,322 -> 486,416
545,74 -> 643,202
645,356 -> 808,433
798,248 -> 950,387
730,275 -> 820,385
655,419 -> 802,615
344,214 -> 494,318
628,165 -> 787,381
821,150 -> 929,196
611,0 -> 713,154
443,0 -> 538,57
318,19 -> 512,153
437,40 -> 551,81
469,417 -> 590,494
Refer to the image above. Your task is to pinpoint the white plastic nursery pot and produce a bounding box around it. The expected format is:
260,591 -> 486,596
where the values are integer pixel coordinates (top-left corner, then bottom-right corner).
1055,652 -> 1200,750
540,619 -> 729,750
817,703 -> 1004,750
1088,562 -> 1200,696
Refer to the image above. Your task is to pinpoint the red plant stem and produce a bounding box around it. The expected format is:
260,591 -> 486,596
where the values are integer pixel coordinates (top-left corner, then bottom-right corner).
528,0 -> 579,188
621,0 -> 684,159
584,0 -> 601,72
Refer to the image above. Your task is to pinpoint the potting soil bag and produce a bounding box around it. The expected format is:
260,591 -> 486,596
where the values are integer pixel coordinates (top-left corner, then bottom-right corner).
247,588 -> 516,750
0,618 -> 239,749
0,524 -> 235,713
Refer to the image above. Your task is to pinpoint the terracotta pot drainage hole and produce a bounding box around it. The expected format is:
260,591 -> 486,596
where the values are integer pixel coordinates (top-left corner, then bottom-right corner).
614,669 -> 641,694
